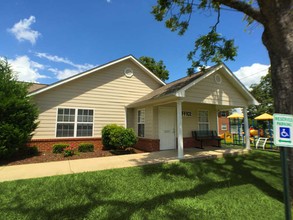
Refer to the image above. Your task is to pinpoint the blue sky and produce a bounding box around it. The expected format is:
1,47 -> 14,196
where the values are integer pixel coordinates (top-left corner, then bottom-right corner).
1,0 -> 270,88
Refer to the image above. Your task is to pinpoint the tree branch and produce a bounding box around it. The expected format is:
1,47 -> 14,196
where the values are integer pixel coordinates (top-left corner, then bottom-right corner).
216,0 -> 264,24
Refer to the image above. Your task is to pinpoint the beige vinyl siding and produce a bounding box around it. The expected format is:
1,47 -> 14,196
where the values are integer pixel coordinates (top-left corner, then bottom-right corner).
150,102 -> 217,139
184,71 -> 248,107
182,103 -> 217,137
134,106 -> 154,139
32,60 -> 162,139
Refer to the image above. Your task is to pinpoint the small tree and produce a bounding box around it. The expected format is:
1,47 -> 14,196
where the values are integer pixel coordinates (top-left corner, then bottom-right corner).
0,59 -> 39,158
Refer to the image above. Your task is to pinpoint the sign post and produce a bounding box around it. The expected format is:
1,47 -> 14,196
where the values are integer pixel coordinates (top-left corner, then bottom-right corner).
273,113 -> 293,220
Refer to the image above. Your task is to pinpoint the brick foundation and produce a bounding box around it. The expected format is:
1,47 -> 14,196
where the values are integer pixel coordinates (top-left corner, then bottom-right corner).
134,138 -> 160,152
28,136 -> 220,153
28,138 -> 103,152
182,137 -> 221,148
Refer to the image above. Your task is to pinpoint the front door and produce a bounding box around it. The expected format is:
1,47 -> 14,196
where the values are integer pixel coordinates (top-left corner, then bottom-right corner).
159,107 -> 176,150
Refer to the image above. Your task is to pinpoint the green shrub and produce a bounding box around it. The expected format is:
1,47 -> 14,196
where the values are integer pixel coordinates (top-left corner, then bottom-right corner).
63,146 -> 75,157
102,124 -> 138,150
52,144 -> 69,154
102,124 -> 120,150
25,146 -> 39,156
78,143 -> 94,152
120,128 -> 137,150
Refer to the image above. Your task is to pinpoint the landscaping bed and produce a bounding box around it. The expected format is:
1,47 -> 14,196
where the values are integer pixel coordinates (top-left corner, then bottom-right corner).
0,148 -> 145,166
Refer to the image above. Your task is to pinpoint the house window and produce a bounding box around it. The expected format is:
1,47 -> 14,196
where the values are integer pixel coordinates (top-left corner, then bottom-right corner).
220,111 -> 227,117
56,108 -> 93,137
221,124 -> 227,130
137,109 -> 145,137
198,110 -> 209,130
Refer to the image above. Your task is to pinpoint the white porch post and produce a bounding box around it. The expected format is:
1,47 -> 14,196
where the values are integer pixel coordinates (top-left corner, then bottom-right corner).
243,107 -> 251,150
177,100 -> 184,159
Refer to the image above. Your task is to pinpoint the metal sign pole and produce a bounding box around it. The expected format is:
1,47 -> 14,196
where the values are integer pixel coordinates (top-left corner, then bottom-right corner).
280,147 -> 292,220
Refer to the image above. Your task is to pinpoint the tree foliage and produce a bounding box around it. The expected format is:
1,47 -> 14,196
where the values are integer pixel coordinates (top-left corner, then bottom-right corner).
248,68 -> 273,118
139,56 -> 169,81
0,59 -> 39,158
152,0 -> 238,74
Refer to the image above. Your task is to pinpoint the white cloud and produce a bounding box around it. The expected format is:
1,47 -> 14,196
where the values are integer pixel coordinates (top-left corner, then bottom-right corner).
8,55 -> 48,82
48,68 -> 80,80
35,52 -> 95,80
35,52 -> 74,66
8,16 -> 41,45
233,63 -> 270,89
35,52 -> 95,70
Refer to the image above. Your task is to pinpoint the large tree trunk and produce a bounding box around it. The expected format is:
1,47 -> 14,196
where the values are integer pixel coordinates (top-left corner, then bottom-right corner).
260,1 -> 293,199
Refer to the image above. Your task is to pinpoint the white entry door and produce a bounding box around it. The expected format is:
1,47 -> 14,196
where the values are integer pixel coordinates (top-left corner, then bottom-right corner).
159,107 -> 176,150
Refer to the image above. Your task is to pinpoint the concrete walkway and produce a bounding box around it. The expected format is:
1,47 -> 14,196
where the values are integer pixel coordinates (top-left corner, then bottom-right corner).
0,148 -> 248,182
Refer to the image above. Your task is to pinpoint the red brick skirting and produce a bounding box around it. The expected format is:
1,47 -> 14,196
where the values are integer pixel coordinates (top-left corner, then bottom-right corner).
134,138 -> 160,152
28,138 -> 103,152
182,137 -> 220,148
28,136 -> 219,153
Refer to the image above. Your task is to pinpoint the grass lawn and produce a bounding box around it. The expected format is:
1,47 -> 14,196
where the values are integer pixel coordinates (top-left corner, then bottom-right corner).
0,150 -> 287,219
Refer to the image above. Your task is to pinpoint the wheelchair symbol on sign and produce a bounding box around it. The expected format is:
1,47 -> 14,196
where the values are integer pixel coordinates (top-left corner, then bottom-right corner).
280,127 -> 290,139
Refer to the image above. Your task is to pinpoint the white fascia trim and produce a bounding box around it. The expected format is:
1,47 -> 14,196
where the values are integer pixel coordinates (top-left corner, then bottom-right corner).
221,64 -> 259,105
175,64 -> 223,97
29,55 -> 165,97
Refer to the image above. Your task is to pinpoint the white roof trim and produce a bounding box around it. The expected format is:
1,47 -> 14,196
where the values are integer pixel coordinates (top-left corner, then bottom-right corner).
29,55 -> 166,96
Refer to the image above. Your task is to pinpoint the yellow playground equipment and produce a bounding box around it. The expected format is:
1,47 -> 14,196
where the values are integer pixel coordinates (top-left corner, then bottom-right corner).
220,131 -> 233,143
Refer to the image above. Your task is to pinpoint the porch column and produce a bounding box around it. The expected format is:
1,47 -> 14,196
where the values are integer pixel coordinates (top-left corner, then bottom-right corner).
177,100 -> 184,159
243,107 -> 251,150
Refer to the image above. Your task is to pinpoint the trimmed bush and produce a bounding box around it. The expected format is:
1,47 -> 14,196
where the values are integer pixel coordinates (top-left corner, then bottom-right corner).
52,144 -> 69,154
102,124 -> 137,150
64,146 -> 75,157
119,128 -> 137,150
78,143 -> 94,152
25,146 -> 39,156
102,124 -> 120,150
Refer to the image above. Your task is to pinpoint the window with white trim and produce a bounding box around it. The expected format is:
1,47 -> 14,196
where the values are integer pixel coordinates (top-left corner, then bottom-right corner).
137,109 -> 145,137
198,110 -> 209,130
56,108 -> 93,137
221,124 -> 227,130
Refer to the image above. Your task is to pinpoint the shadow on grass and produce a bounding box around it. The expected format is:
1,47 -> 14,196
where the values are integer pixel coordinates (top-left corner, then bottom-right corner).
0,150 -> 283,219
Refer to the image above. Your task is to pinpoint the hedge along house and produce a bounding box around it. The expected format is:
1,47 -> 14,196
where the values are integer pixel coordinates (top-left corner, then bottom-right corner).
28,55 -> 258,158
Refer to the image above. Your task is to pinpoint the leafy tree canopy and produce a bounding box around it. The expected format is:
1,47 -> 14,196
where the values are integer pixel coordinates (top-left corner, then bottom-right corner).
152,0 -> 239,75
139,56 -> 169,81
248,68 -> 273,118
0,59 -> 39,158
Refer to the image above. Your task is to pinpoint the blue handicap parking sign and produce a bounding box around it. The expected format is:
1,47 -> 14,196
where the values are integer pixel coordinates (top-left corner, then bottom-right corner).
280,127 -> 290,139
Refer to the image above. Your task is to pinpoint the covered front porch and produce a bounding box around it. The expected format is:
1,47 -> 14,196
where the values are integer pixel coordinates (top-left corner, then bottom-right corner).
128,63 -> 258,159
175,100 -> 251,159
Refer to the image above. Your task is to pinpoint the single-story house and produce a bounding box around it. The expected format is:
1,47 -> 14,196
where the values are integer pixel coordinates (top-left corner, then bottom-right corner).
28,55 -> 258,158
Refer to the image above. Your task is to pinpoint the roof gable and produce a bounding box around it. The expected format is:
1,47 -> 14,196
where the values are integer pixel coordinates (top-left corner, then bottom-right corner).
128,63 -> 258,107
28,55 -> 166,96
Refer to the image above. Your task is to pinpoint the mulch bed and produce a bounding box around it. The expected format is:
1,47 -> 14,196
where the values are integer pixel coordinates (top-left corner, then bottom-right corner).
0,148 -> 146,166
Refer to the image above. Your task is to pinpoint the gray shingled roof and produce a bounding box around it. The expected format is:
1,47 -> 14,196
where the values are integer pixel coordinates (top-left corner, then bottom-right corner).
130,65 -> 220,105
28,83 -> 48,93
